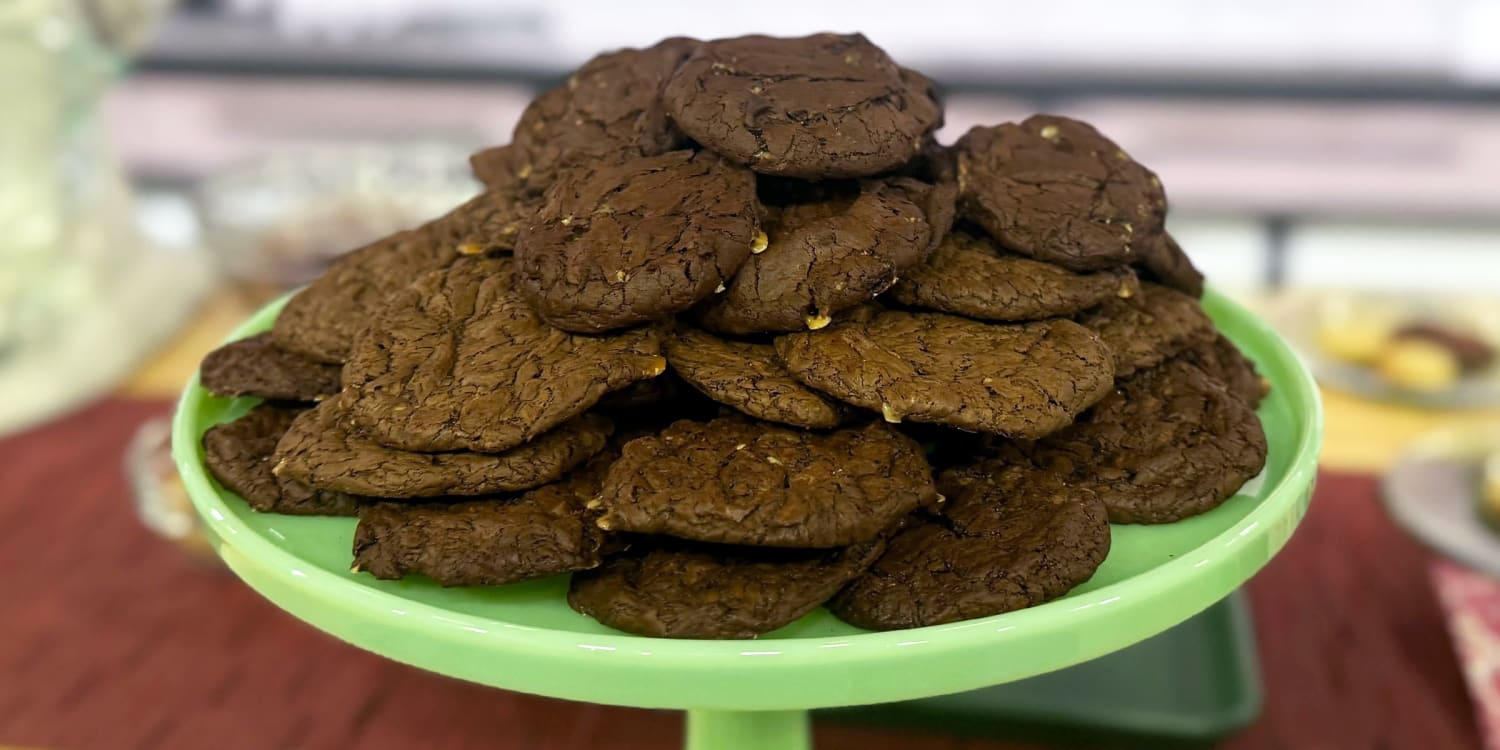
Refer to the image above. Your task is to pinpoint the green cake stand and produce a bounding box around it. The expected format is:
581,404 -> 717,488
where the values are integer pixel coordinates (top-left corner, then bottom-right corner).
173,289 -> 1322,750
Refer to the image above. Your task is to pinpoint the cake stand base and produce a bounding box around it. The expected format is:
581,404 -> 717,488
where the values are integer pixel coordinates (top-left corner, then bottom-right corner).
826,590 -> 1260,747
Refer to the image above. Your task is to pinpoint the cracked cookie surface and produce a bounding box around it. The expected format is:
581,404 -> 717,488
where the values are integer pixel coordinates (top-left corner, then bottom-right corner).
341,256 -> 664,453
274,400 -> 611,498
595,418 -> 936,547
507,38 -> 700,192
664,327 -> 847,428
199,333 -> 341,402
568,537 -> 885,638
1025,356 -> 1268,524
955,114 -> 1165,271
663,33 -> 941,179
891,227 -> 1140,322
352,450 -> 616,586
202,404 -> 359,516
1180,334 -> 1270,407
775,312 -> 1115,438
830,459 -> 1109,630
271,229 -> 454,364
515,150 -> 760,333
1078,282 -> 1216,378
696,178 -> 934,334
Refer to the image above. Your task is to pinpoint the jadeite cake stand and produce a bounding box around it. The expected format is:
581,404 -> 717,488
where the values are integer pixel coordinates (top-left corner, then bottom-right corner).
172,289 -> 1323,750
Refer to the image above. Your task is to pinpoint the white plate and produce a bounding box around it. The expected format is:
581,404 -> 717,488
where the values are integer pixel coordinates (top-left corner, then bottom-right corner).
1383,426 -> 1500,576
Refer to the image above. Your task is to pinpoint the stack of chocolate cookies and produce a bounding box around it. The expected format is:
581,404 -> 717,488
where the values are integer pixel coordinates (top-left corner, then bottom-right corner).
198,33 -> 1270,639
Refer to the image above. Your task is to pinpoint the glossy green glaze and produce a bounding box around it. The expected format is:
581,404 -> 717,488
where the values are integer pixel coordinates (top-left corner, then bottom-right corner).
173,290 -> 1321,722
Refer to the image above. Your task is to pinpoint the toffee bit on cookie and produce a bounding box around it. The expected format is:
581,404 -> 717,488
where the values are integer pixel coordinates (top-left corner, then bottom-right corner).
698,178 -> 933,335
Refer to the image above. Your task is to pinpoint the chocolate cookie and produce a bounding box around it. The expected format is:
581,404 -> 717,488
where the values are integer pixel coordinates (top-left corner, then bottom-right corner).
199,333 -> 341,402
955,115 -> 1165,271
352,450 -> 616,586
273,401 -> 611,498
1028,357 -> 1268,524
775,312 -> 1115,438
595,418 -> 937,547
1180,334 -> 1270,407
202,404 -> 358,516
515,150 -> 760,333
890,227 -> 1140,322
506,38 -> 700,191
270,229 -> 454,364
1078,282 -> 1216,378
341,256 -> 665,453
695,178 -> 934,334
663,327 -> 846,428
662,33 -> 942,179
830,460 -> 1109,630
568,538 -> 885,639
1135,231 -> 1204,298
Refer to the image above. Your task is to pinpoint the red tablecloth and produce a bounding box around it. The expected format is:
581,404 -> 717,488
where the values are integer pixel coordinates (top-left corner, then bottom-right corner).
0,400 -> 1481,749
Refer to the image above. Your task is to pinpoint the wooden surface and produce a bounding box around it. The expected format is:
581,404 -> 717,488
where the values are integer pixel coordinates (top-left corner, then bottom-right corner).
0,398 -> 1480,749
1316,386 -> 1500,472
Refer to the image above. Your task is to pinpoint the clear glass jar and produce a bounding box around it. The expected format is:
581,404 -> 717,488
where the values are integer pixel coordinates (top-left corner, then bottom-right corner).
0,0 -> 170,360
0,1 -> 186,434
